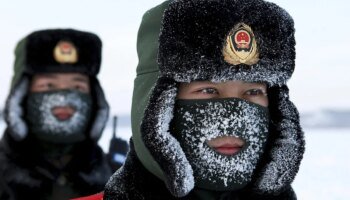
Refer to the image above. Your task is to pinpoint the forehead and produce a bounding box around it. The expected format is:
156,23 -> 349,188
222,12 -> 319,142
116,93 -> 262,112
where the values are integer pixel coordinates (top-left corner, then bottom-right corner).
31,73 -> 89,82
181,80 -> 266,87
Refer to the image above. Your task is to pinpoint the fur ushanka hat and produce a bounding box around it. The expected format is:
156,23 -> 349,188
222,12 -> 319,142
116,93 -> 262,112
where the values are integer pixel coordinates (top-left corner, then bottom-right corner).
5,29 -> 109,142
131,0 -> 305,197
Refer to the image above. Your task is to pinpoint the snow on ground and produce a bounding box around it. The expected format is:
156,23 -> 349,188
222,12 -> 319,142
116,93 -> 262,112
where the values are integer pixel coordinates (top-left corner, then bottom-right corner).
0,121 -> 349,199
292,128 -> 350,200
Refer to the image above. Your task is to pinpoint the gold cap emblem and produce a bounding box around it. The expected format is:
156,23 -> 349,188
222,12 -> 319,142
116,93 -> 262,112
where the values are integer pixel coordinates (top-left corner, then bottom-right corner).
53,41 -> 78,64
223,23 -> 259,65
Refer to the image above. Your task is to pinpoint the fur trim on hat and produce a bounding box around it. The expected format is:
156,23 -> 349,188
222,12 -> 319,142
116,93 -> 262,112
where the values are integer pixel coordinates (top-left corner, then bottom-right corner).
140,77 -> 194,197
252,85 -> 305,194
89,79 -> 110,141
5,77 -> 29,141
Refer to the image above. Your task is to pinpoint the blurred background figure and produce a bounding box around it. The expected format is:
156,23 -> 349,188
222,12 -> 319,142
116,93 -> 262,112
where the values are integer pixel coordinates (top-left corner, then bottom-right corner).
0,29 -> 113,200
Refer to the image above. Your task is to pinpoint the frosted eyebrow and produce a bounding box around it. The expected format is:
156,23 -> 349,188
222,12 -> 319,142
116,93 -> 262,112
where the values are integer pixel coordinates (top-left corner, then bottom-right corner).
31,76 -> 57,87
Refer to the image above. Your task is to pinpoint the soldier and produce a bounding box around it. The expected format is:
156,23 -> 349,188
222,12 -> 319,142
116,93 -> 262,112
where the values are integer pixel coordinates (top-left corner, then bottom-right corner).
81,0 -> 305,199
0,29 -> 112,200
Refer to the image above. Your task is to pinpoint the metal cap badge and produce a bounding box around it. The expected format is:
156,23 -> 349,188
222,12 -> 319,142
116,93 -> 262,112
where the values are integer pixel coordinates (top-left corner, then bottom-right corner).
223,23 -> 259,65
53,41 -> 78,64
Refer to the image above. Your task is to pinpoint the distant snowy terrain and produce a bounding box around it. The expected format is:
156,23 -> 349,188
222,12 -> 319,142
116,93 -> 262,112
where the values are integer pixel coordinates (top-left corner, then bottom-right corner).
301,110 -> 350,129
0,119 -> 349,200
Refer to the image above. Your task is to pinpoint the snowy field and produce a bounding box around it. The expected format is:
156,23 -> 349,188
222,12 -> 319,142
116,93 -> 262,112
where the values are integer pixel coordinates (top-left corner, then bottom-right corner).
292,129 -> 350,200
0,122 -> 349,200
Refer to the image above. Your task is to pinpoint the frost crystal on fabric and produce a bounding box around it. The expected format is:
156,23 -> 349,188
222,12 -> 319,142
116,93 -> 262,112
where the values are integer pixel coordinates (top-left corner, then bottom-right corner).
172,98 -> 269,190
26,90 -> 92,143
158,0 -> 296,86
252,86 -> 305,194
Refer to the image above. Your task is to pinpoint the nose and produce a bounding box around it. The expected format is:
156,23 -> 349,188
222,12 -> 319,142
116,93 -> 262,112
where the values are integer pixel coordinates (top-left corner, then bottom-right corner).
219,90 -> 242,99
55,83 -> 72,90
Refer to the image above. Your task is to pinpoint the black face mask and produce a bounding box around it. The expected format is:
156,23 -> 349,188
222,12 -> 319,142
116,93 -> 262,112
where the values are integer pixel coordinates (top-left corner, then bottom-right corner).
25,90 -> 92,144
171,98 -> 269,191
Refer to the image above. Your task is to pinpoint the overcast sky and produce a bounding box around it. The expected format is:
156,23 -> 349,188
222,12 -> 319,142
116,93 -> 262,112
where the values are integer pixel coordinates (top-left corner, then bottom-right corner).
0,0 -> 349,116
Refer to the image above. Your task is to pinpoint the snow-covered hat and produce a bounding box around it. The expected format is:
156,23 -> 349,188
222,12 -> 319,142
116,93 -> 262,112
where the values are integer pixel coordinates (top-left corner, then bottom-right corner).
159,0 -> 296,86
131,0 -> 305,197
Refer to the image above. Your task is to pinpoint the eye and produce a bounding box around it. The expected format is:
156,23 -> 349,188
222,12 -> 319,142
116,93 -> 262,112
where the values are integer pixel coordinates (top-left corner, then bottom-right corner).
244,88 -> 267,96
37,82 -> 55,90
74,84 -> 89,93
47,83 -> 55,89
197,88 -> 218,95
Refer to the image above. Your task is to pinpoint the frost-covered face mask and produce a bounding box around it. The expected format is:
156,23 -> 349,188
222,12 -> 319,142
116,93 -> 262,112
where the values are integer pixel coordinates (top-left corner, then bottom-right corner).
26,90 -> 92,144
171,98 -> 269,191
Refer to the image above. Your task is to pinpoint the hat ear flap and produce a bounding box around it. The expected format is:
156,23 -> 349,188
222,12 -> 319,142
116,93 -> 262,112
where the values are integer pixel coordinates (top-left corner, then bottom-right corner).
89,79 -> 109,140
5,77 -> 29,141
253,85 -> 305,194
140,77 -> 194,197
